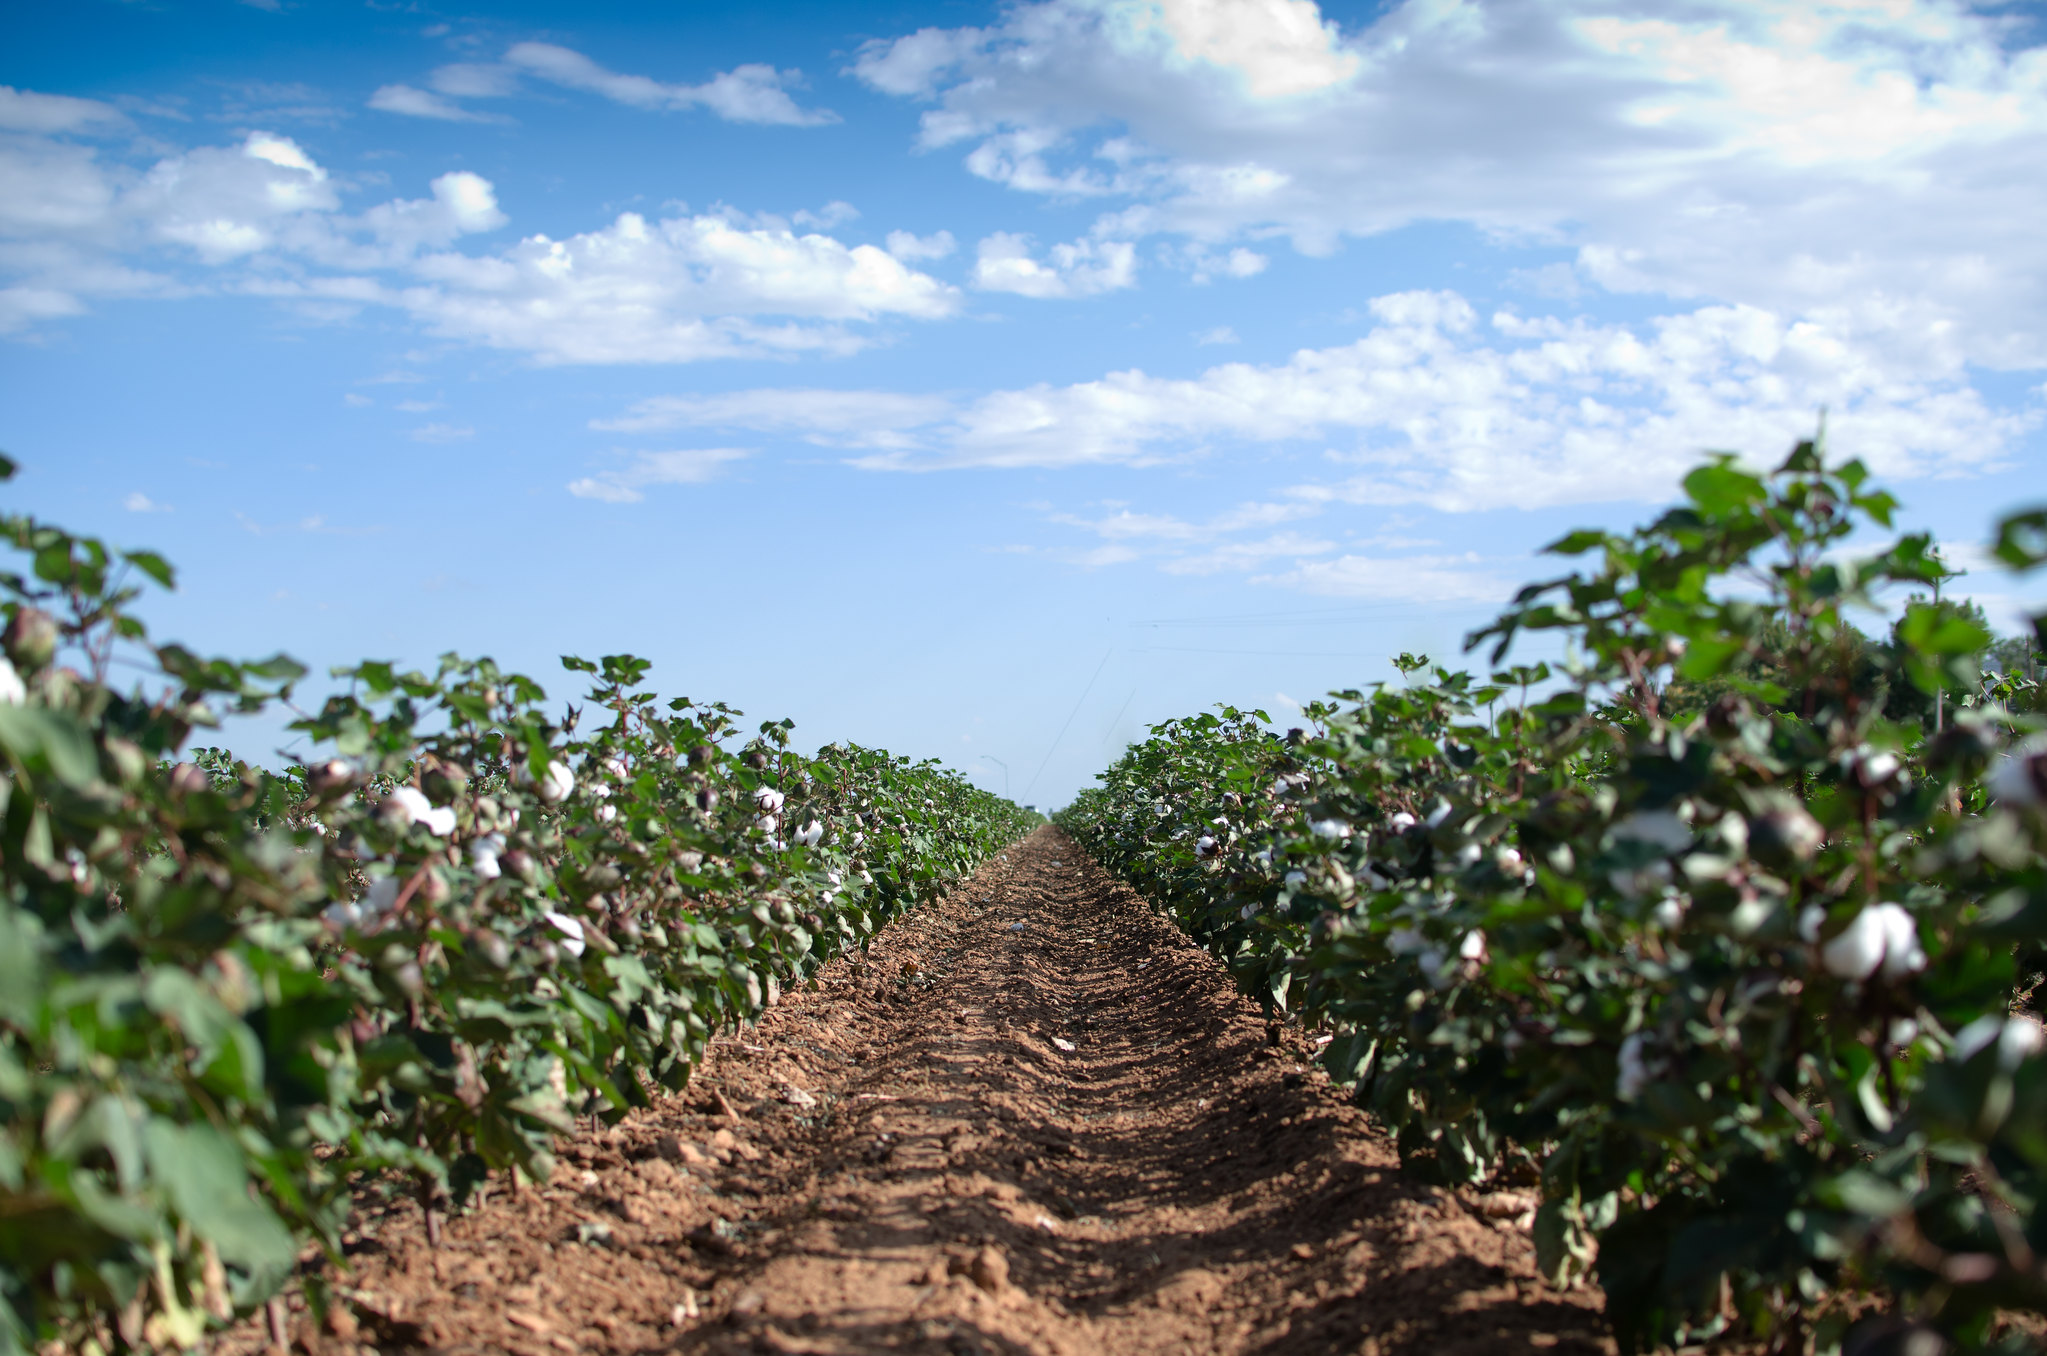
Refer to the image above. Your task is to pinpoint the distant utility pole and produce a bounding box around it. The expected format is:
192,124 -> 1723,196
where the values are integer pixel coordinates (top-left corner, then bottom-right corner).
981,756 -> 1009,799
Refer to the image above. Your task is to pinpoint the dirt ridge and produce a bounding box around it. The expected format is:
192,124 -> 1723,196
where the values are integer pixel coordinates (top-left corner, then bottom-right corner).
252,826 -> 1610,1355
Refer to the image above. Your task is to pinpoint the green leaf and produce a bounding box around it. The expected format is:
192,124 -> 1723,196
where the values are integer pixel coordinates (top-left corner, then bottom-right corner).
0,704 -> 102,789
142,1120 -> 297,1280
120,549 -> 176,590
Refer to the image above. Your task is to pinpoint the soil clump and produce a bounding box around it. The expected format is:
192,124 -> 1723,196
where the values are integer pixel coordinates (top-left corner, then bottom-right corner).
251,827 -> 1611,1354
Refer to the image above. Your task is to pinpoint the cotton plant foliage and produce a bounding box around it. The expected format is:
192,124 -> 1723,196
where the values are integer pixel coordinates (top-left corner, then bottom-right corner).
1058,438 -> 2047,1354
0,455 -> 1036,1354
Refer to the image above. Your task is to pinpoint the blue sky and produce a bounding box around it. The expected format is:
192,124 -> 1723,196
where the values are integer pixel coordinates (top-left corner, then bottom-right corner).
5,0 -> 2047,807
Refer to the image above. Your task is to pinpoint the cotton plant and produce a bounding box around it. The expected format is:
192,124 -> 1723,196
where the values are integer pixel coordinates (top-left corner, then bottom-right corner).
1060,440 -> 2047,1354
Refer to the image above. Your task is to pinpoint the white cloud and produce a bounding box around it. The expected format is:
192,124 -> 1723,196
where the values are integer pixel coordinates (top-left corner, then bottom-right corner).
504,43 -> 836,126
973,232 -> 1136,298
1194,325 -> 1237,344
567,448 -> 752,502
122,491 -> 170,513
607,287 -> 2032,507
343,392 -> 372,407
594,389 -> 953,448
411,422 -> 473,443
853,0 -> 2047,368
368,84 -> 495,123
1255,551 -> 1514,604
0,107 -> 958,362
0,86 -> 126,134
885,228 -> 956,262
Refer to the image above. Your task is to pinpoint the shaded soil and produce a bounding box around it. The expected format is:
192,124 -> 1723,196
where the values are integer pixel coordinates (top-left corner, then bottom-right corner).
259,827 -> 1613,1355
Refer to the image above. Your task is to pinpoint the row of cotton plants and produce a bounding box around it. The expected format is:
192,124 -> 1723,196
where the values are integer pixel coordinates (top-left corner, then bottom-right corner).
0,458 -> 1038,1356
1058,439 -> 2047,1355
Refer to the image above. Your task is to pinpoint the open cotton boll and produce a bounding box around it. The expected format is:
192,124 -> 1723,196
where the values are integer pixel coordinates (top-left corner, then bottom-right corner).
797,819 -> 824,847
1386,811 -> 1417,833
469,833 -> 505,879
0,657 -> 23,705
1454,843 -> 1483,867
422,805 -> 456,835
1459,930 -> 1487,962
1310,818 -> 1350,839
1283,869 -> 1306,887
323,901 -> 361,928
543,910 -> 586,958
1495,847 -> 1524,874
540,760 -> 574,804
1195,835 -> 1218,856
603,756 -> 628,779
1820,902 -> 1923,981
755,788 -> 785,813
596,803 -> 617,823
387,785 -> 433,822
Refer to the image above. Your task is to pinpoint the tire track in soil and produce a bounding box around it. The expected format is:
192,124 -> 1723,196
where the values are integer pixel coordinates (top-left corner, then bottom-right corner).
266,827 -> 1613,1356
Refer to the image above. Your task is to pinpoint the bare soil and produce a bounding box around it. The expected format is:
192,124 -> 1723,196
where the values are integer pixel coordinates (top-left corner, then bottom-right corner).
264,827 -> 1614,1355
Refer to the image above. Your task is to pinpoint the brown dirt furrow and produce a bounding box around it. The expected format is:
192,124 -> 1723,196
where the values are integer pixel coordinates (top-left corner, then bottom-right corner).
270,826 -> 1612,1356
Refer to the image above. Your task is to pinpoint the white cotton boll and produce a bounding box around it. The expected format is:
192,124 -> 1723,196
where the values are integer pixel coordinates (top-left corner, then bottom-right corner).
364,875 -> 402,917
1240,902 -> 1260,920
323,901 -> 361,928
387,785 -> 433,824
469,833 -> 504,879
1873,903 -> 1926,979
603,756 -> 628,779
1889,1018 -> 1920,1048
1283,870 -> 1306,887
1270,779 -> 1290,799
1799,905 -> 1828,943
596,803 -> 617,824
1310,818 -> 1350,840
1454,843 -> 1483,867
1459,930 -> 1487,962
544,910 -> 586,958
541,760 -> 575,804
826,871 -> 842,886
1821,905 -> 1890,980
756,787 -> 785,813
1617,1033 -> 1650,1102
0,658 -> 24,705
756,813 -> 780,835
590,784 -> 611,799
421,805 -> 456,836
1653,897 -> 1686,930
1195,835 -> 1218,857
1386,811 -> 1417,833
798,819 -> 823,847
853,831 -> 865,847
1495,847 -> 1523,874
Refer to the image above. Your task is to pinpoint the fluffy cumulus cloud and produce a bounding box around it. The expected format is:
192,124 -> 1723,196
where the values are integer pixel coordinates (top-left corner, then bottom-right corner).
567,448 -> 752,502
972,232 -> 1137,298
598,288 -> 2032,507
371,42 -> 835,127
0,106 -> 957,357
851,0 -> 2047,365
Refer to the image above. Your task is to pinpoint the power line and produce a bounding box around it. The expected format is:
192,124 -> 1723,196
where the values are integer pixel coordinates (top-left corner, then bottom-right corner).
1022,648 -> 1112,804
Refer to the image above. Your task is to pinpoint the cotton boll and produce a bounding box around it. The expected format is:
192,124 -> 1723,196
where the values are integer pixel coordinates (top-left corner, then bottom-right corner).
1820,903 -> 1915,981
1310,818 -> 1351,839
1459,930 -> 1487,962
1283,869 -> 1306,888
0,657 -> 24,705
1455,843 -> 1483,867
1653,897 -> 1686,930
1888,1017 -> 1920,1048
798,819 -> 824,847
323,901 -> 362,928
540,760 -> 575,804
544,910 -> 586,958
603,756 -> 628,780
386,785 -> 434,825
596,803 -> 617,824
421,805 -> 456,836
469,833 -> 506,879
1798,905 -> 1828,943
755,787 -> 785,813
1494,847 -> 1524,874
1195,835 -> 1219,857
1386,811 -> 1418,833
1873,903 -> 1926,979
756,813 -> 779,835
